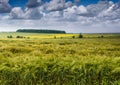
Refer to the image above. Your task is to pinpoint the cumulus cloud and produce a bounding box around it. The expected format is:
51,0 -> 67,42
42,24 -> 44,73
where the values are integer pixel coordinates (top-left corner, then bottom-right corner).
45,11 -> 63,18
97,1 -> 120,20
63,5 -> 88,20
86,1 -> 113,16
9,7 -> 24,19
45,0 -> 73,11
7,0 -> 120,21
0,0 -> 120,33
45,0 -> 65,11
0,0 -> 11,13
77,5 -> 88,14
24,8 -> 43,19
9,7 -> 43,19
63,6 -> 78,20
9,0 -> 73,19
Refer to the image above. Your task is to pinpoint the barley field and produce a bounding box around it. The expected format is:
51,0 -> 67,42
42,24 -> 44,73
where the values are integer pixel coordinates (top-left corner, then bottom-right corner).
0,32 -> 120,85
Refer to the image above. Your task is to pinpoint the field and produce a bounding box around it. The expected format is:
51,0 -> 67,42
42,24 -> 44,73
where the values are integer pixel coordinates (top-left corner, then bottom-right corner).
0,32 -> 120,85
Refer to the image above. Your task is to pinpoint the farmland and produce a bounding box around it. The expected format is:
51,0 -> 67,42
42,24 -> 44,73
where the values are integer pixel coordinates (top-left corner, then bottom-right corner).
0,32 -> 120,85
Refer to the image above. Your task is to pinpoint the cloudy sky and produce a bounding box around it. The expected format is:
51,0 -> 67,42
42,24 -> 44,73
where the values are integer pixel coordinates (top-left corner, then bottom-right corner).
0,0 -> 120,33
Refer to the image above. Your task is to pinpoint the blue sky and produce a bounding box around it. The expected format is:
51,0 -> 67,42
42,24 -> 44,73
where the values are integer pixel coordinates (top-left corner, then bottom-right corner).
9,0 -> 27,8
9,0 -> 119,8
78,0 -> 119,5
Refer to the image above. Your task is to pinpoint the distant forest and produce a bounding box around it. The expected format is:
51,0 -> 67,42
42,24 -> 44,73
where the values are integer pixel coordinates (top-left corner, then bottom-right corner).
16,29 -> 66,34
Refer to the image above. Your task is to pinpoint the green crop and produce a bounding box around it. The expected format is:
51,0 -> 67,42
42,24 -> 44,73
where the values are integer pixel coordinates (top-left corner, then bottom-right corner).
0,33 -> 120,85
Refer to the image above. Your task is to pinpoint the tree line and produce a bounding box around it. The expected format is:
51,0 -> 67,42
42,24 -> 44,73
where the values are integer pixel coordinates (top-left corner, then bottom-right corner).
16,29 -> 66,34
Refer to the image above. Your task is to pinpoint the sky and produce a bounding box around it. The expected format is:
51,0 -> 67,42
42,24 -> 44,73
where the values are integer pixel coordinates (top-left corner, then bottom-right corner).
9,0 -> 119,7
0,0 -> 120,33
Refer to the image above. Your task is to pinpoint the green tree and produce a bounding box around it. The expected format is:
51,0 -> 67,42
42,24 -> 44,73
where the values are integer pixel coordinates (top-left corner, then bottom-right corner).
78,34 -> 83,38
7,35 -> 13,38
72,36 -> 75,39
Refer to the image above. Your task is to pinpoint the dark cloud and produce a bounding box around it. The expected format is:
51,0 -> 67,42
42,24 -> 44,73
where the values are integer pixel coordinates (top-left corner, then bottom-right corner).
24,8 -> 43,19
26,0 -> 41,8
0,0 -> 11,13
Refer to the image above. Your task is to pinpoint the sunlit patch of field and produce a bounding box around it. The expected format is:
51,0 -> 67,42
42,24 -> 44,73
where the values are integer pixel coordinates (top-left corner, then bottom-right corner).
0,32 -> 78,39
28,34 -> 78,39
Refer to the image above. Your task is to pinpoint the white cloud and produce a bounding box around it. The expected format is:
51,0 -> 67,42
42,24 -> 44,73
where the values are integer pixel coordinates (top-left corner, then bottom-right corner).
9,7 -> 43,19
0,18 -> 120,33
77,5 -> 88,14
45,11 -> 63,18
0,0 -> 120,33
97,3 -> 120,20
9,7 -> 24,19
46,0 -> 65,11
86,1 -> 113,16
63,6 -> 77,20
45,0 -> 73,11
63,5 -> 88,20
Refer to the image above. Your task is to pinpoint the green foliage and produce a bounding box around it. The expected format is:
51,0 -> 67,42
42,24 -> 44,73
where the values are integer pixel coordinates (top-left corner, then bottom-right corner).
17,29 -> 66,34
78,33 -> 83,38
16,36 -> 24,38
72,36 -> 75,39
54,36 -> 56,39
98,35 -> 104,38
7,35 -> 13,38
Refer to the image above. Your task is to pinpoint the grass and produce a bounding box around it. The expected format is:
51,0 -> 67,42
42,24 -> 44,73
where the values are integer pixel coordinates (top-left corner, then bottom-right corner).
0,32 -> 120,85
